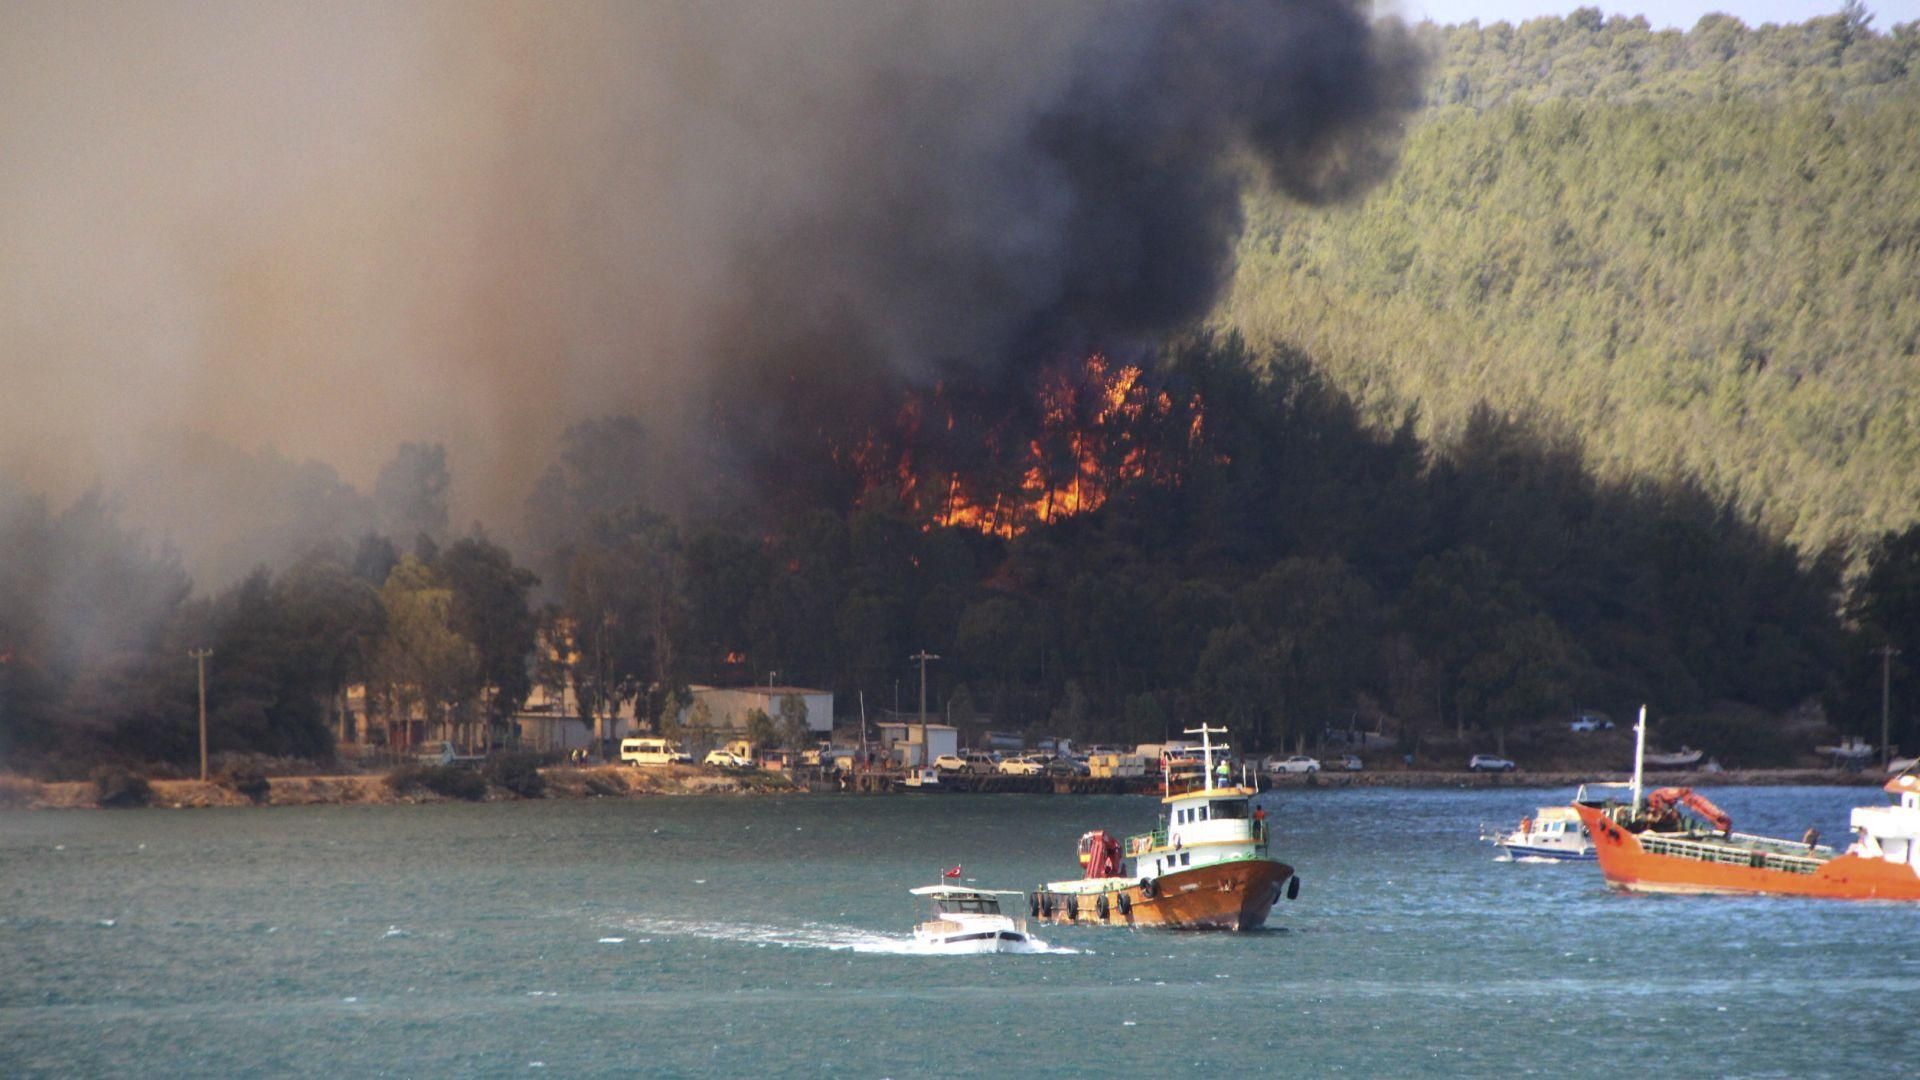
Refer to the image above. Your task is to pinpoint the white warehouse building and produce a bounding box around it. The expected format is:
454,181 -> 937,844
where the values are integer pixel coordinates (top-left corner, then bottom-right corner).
679,685 -> 834,735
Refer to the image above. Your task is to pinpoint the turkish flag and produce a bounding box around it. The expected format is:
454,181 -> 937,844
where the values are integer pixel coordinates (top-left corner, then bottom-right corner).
943,865 -> 962,879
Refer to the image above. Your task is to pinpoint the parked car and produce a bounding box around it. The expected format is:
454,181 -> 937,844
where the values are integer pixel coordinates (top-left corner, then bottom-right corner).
1339,754 -> 1363,771
1569,712 -> 1614,732
1044,756 -> 1090,777
703,749 -> 753,769
1469,753 -> 1517,772
961,752 -> 999,775
932,754 -> 969,773
997,755 -> 1045,776
1267,755 -> 1321,774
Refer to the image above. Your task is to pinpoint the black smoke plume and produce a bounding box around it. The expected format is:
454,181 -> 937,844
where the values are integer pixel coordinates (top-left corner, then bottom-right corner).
704,0 -> 1424,501
0,0 -> 1422,581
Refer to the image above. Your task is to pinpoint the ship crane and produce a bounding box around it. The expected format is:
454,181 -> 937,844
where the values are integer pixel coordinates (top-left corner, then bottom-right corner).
1644,787 -> 1733,834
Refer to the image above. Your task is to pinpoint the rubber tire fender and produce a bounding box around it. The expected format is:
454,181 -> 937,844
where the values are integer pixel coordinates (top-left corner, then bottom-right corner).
1139,877 -> 1156,899
1096,893 -> 1110,921
1030,893 -> 1040,918
1116,891 -> 1132,916
1040,893 -> 1054,919
1286,875 -> 1301,901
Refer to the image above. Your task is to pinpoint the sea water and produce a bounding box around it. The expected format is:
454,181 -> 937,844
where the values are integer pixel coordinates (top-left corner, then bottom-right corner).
3,787 -> 1917,1077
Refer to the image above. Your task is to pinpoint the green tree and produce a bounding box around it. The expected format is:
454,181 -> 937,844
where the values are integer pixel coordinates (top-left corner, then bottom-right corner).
373,443 -> 451,546
372,556 -> 479,751
745,707 -> 779,753
778,692 -> 813,750
435,536 -> 539,745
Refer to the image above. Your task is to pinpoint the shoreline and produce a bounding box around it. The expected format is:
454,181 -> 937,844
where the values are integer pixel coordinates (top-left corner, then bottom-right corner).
0,763 -> 1892,810
1259,767 -> 1889,790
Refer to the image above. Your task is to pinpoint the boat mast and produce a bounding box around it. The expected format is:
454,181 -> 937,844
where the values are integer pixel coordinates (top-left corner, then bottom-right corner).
1186,723 -> 1226,793
1631,704 -> 1647,816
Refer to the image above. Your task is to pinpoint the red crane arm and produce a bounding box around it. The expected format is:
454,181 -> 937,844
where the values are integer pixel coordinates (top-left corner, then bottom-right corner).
1645,787 -> 1733,833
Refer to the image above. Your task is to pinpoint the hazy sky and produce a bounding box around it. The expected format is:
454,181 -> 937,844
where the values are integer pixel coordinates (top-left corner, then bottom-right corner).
1399,0 -> 1920,28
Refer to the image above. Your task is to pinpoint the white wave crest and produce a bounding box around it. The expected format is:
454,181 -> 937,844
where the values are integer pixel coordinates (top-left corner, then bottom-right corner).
613,915 -> 1075,956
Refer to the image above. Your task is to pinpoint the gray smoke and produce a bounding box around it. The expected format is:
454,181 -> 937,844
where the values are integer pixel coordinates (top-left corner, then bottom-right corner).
0,0 -> 1422,586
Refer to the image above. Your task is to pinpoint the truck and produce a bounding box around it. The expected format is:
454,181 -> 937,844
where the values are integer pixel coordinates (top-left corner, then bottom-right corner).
1088,752 -> 1147,779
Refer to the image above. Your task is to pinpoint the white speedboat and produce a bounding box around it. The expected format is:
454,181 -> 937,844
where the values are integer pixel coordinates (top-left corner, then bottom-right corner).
1484,804 -> 1595,861
1641,746 -> 1704,769
910,886 -> 1041,953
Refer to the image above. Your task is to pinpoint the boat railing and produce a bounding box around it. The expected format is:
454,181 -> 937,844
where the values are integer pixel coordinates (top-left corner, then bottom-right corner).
1126,820 -> 1266,856
1127,829 -> 1167,856
1638,832 -> 1830,874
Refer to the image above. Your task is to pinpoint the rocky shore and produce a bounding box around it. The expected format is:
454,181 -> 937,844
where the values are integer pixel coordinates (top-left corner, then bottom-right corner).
0,762 -> 1891,811
0,764 -> 803,811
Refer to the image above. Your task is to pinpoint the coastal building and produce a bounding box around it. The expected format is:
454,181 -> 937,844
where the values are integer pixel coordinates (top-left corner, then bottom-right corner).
874,721 -> 959,766
335,681 -> 641,756
677,685 -> 834,736
512,683 -> 640,752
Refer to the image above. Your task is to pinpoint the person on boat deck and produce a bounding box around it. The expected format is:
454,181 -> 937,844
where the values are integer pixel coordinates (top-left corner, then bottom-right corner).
1803,826 -> 1821,850
1216,760 -> 1231,783
1520,816 -> 1532,836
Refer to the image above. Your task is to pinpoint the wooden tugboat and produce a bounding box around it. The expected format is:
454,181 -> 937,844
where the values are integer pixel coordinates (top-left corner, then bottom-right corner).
1028,724 -> 1298,931
1571,708 -> 1920,900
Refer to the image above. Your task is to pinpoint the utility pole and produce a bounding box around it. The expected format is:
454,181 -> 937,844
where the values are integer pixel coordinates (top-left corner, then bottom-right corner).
189,648 -> 213,782
1878,644 -> 1901,771
910,650 -> 939,767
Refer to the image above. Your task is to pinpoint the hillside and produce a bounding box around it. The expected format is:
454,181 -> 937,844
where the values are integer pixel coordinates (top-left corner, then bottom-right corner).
1219,7 -> 1920,561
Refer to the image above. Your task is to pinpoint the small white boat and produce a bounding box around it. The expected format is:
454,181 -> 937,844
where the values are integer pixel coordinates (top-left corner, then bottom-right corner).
1641,746 -> 1704,769
910,886 -> 1041,953
900,766 -> 941,790
1816,736 -> 1875,768
1484,804 -> 1595,861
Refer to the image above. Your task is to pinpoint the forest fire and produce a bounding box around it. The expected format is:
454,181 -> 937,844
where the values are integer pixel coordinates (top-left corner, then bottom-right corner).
840,354 -> 1213,538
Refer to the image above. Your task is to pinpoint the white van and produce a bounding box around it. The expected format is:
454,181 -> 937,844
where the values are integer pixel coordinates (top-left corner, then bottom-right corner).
619,737 -> 692,766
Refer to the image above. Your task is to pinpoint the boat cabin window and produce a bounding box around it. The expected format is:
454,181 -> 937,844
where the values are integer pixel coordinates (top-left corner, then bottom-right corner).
1209,800 -> 1248,820
939,895 -> 1000,915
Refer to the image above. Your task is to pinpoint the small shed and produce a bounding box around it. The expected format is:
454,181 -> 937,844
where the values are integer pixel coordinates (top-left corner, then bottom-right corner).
875,722 -> 959,766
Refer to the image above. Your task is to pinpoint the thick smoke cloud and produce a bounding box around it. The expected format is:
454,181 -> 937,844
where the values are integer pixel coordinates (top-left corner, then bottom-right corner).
0,0 -> 1421,586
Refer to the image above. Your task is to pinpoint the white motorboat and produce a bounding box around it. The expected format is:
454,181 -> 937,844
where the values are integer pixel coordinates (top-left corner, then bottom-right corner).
910,886 -> 1041,953
1641,746 -> 1704,769
1483,803 -> 1595,861
900,766 -> 941,790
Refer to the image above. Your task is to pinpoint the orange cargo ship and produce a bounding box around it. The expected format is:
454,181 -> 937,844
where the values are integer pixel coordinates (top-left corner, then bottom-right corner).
1571,708 -> 1920,900
1028,724 -> 1298,931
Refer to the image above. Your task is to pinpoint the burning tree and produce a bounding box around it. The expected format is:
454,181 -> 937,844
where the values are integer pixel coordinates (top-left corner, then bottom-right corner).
837,354 -> 1218,539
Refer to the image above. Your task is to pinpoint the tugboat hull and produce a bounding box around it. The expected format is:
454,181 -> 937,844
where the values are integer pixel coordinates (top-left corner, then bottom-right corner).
1032,858 -> 1294,931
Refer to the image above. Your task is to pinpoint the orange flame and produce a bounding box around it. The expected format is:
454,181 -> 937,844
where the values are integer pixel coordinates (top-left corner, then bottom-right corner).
845,354 -> 1213,538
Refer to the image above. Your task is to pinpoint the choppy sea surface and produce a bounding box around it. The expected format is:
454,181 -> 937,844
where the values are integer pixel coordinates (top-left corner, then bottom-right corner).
4,786 -> 1918,1077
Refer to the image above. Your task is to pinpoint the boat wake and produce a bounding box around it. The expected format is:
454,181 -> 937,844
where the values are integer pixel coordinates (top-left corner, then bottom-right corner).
611,915 -> 1073,956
